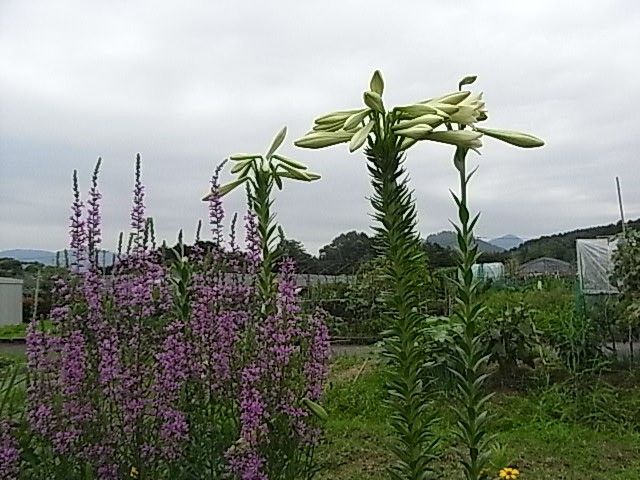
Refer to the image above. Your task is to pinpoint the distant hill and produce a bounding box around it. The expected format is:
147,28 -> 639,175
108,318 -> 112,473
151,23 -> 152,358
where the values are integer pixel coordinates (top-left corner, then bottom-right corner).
426,231 -> 505,254
0,249 -> 116,266
511,218 -> 640,264
0,249 -> 58,265
489,234 -> 524,251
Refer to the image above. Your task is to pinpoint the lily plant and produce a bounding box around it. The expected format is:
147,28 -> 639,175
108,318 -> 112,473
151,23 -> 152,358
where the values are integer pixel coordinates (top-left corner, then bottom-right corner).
296,70 -> 543,480
203,126 -> 320,313
442,76 -> 543,480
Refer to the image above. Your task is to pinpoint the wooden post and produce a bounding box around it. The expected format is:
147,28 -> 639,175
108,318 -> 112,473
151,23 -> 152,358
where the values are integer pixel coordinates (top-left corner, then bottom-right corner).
32,270 -> 41,323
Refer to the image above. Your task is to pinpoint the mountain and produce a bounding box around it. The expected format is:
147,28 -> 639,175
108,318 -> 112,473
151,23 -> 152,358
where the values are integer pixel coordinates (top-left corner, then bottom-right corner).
0,249 -> 58,265
511,218 -> 640,264
426,231 -> 505,254
489,234 -> 524,251
0,249 -> 116,266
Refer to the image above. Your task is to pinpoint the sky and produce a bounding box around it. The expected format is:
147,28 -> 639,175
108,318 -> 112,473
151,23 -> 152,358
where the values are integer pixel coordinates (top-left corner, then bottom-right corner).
1,1 -> 639,254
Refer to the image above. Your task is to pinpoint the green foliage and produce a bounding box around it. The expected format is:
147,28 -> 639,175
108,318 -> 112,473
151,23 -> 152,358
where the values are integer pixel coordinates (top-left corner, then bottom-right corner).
276,238 -> 318,273
318,231 -> 376,275
0,323 -> 27,340
306,257 -> 434,339
482,304 -> 544,378
612,229 -> 640,335
317,355 -> 640,480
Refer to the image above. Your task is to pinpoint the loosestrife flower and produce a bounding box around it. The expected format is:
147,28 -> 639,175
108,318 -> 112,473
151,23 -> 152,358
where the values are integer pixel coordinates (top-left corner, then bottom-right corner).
0,421 -> 20,479
23,156 -> 329,478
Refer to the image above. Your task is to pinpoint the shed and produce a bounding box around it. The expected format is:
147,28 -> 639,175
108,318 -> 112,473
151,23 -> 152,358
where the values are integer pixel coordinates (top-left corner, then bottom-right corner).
0,277 -> 23,325
518,257 -> 574,278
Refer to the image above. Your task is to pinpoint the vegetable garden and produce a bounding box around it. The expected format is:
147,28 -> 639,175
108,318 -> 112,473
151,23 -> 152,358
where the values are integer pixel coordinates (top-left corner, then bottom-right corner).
1,71 -> 639,480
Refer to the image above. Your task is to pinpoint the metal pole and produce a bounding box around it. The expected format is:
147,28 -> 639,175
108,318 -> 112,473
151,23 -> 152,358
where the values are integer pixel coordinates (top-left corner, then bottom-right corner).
616,176 -> 626,235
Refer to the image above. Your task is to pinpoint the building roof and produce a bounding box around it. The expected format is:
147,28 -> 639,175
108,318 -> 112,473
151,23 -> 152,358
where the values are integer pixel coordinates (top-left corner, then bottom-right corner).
0,277 -> 23,285
519,257 -> 574,275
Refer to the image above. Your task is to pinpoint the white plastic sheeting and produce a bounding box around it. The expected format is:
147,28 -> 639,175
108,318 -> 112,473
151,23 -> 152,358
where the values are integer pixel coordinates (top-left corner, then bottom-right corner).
576,238 -> 619,295
472,262 -> 504,281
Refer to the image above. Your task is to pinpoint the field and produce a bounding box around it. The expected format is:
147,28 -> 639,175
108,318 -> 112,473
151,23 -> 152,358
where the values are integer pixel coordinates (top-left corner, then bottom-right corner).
318,355 -> 640,479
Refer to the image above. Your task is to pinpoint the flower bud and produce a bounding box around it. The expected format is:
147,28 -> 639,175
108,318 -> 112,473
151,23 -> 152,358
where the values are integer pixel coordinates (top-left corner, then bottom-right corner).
272,154 -> 308,170
392,114 -> 444,131
302,398 -> 328,421
394,124 -> 433,140
458,75 -> 477,90
266,126 -> 287,158
314,109 -> 363,125
229,153 -> 261,161
363,91 -> 385,114
295,131 -> 352,149
343,109 -> 371,130
370,70 -> 384,95
475,127 -> 544,148
426,130 -> 482,147
349,121 -> 374,152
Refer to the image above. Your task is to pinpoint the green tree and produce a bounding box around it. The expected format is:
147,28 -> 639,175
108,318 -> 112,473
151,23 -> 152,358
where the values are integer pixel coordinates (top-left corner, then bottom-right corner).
318,231 -> 376,274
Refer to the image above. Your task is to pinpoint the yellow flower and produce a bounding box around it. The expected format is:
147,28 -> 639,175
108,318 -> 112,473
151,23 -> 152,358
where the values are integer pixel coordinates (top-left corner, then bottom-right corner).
499,467 -> 520,479
130,466 -> 139,479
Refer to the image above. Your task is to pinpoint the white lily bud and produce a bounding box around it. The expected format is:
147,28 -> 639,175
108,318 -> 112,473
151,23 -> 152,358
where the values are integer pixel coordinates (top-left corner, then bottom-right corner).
370,70 -> 384,95
395,124 -> 433,140
229,153 -> 261,161
272,154 -> 308,170
313,119 -> 349,132
209,178 -> 247,198
265,126 -> 287,158
425,130 -> 483,147
294,131 -> 353,149
431,103 -> 459,115
395,104 -> 442,118
392,114 -> 444,131
314,109 -> 363,125
230,161 -> 251,174
363,91 -> 385,114
427,91 -> 472,105
343,109 -> 372,130
475,127 -> 544,148
349,121 -> 374,152
398,137 -> 418,151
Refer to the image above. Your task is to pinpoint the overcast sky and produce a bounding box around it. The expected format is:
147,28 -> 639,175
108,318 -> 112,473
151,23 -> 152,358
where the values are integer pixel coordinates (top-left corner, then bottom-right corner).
1,1 -> 639,254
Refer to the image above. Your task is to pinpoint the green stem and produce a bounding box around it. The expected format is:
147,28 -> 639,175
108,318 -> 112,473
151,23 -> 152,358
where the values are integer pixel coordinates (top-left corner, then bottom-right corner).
367,114 -> 438,479
251,167 -> 279,314
451,147 -> 493,480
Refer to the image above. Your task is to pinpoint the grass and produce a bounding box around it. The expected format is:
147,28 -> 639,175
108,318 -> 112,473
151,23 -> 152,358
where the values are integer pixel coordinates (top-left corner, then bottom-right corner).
0,322 -> 27,340
318,355 -> 640,479
2,349 -> 639,479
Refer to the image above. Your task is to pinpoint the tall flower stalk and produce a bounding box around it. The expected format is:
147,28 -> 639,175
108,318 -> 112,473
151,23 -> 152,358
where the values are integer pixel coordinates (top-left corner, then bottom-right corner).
203,126 -> 320,313
443,77 -> 543,480
448,145 -> 493,480
296,71 -> 453,479
296,71 -> 543,479
203,127 -> 328,479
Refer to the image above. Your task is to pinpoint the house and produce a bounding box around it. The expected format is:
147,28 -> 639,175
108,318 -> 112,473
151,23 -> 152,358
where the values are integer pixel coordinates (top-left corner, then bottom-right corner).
518,257 -> 574,278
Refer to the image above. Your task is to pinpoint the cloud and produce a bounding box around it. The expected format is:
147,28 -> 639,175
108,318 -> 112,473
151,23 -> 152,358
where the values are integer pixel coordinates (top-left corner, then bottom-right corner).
1,0 -> 639,254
